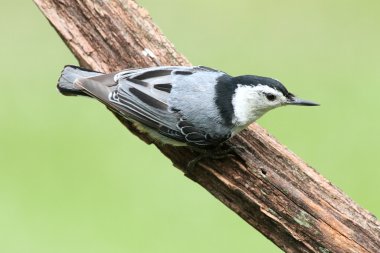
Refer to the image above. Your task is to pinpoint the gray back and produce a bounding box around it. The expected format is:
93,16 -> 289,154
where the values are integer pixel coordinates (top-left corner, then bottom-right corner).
169,71 -> 231,137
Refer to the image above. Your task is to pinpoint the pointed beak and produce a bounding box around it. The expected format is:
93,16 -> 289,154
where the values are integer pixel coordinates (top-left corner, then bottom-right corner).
287,96 -> 320,106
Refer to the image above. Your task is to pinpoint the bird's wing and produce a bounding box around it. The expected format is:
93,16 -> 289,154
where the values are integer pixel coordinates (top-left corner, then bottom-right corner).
176,117 -> 232,147
76,66 -> 229,146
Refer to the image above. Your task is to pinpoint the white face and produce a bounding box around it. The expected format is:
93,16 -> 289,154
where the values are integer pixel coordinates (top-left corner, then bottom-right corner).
231,84 -> 288,127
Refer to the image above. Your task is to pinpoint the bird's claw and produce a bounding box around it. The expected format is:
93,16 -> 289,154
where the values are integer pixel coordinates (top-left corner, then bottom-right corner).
186,145 -> 246,170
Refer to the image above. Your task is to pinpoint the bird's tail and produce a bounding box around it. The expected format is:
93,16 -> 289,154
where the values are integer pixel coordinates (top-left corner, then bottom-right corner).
57,65 -> 103,96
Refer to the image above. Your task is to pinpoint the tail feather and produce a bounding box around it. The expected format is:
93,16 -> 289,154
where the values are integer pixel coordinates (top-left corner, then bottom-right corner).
57,65 -> 103,96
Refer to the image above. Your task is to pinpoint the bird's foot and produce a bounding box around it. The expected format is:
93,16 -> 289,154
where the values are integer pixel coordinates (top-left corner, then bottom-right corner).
187,145 -> 246,170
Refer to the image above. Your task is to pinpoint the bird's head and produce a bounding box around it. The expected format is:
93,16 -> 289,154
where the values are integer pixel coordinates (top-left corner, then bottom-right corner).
231,75 -> 318,127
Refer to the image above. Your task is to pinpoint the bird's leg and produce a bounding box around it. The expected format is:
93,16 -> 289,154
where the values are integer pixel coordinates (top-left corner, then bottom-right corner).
187,144 -> 245,170
187,151 -> 212,170
220,145 -> 246,155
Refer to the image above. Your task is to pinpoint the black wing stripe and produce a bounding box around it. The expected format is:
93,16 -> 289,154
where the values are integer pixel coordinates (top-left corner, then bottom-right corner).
115,99 -> 159,128
134,69 -> 172,80
115,91 -> 177,131
117,96 -> 164,125
173,70 -> 193,76
128,87 -> 168,111
154,83 -> 172,93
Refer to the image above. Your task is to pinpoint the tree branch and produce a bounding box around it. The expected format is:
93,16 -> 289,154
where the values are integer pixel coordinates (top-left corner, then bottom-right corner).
34,0 -> 380,252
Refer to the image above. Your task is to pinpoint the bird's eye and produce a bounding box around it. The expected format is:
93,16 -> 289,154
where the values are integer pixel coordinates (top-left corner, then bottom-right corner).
266,94 -> 276,101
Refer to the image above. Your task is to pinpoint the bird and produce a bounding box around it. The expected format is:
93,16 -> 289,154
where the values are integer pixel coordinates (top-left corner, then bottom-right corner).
57,65 -> 318,166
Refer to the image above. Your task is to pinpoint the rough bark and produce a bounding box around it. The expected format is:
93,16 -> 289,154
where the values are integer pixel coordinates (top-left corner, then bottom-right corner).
34,0 -> 380,252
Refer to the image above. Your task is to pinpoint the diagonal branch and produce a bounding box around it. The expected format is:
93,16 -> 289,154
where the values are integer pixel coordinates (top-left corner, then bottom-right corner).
34,0 -> 380,252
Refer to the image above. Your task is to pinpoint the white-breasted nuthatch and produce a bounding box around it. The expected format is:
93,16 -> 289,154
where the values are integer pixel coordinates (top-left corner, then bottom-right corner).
58,65 -> 318,153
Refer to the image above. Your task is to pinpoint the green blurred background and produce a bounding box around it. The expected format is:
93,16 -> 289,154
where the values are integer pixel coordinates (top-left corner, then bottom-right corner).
0,0 -> 379,252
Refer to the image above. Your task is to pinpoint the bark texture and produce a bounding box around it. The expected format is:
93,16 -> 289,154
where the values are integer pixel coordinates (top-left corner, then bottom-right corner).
34,0 -> 380,252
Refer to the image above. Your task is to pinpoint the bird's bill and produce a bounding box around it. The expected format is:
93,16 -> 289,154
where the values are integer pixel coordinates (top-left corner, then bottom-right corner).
287,96 -> 319,106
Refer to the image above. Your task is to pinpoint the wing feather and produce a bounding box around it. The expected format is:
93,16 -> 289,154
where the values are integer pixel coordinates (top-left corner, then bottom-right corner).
76,66 -> 230,146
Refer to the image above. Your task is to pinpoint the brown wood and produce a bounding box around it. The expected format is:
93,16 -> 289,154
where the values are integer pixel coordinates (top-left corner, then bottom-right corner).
34,0 -> 380,252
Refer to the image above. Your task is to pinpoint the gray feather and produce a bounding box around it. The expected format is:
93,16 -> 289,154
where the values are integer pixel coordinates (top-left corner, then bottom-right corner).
57,65 -> 103,96
111,66 -> 233,146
